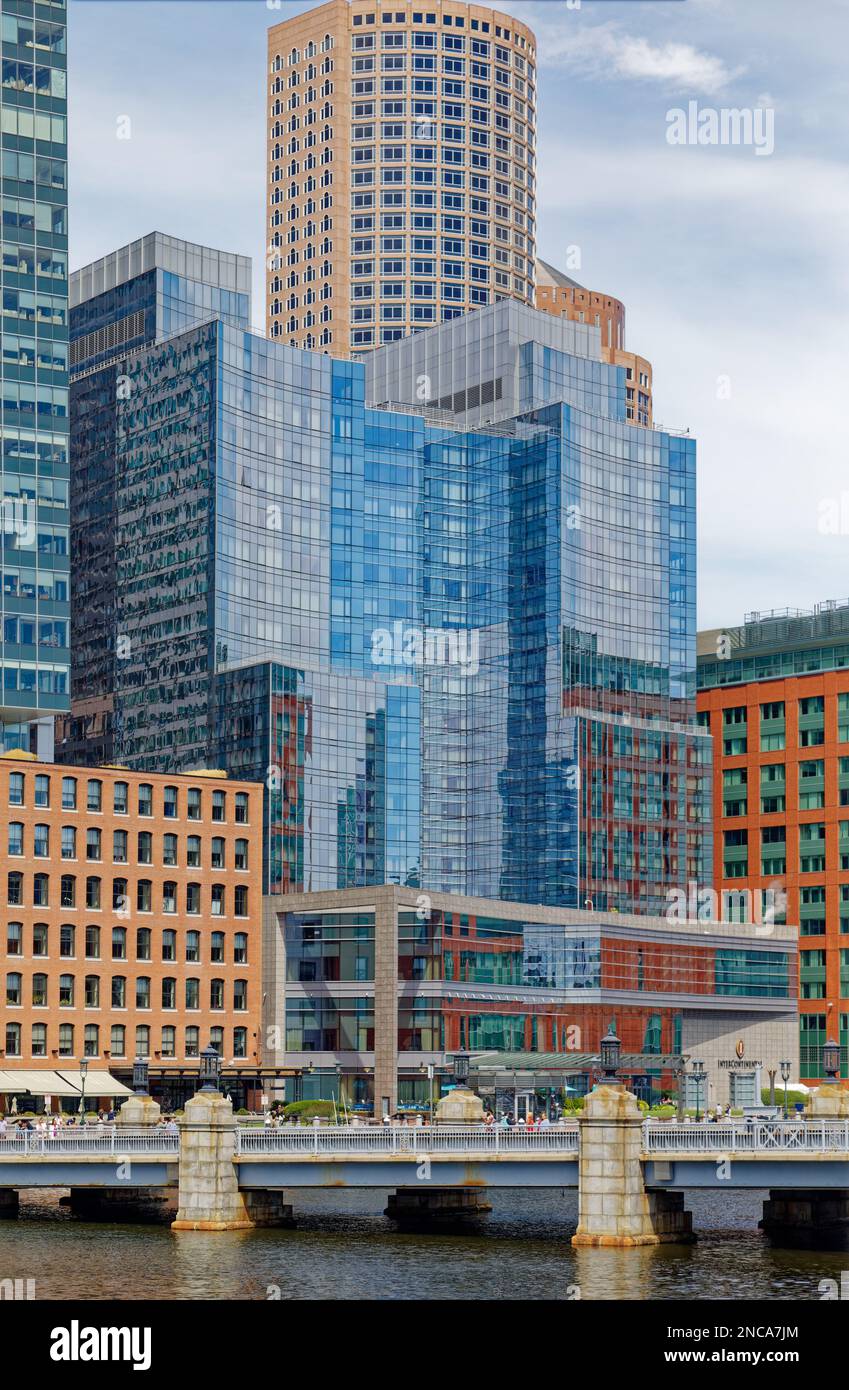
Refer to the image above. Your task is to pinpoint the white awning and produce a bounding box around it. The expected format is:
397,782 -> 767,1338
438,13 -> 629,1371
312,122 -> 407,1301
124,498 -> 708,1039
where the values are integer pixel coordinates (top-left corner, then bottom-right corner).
0,1070 -> 132,1098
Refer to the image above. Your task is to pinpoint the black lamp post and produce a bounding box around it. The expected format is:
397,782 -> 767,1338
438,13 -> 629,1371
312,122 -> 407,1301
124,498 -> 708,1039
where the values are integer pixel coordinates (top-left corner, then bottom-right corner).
199,1046 -> 221,1093
691,1060 -> 706,1121
779,1056 -> 792,1119
598,1025 -> 621,1086
823,1039 -> 840,1083
452,1051 -> 471,1088
78,1056 -> 88,1120
132,1056 -> 149,1096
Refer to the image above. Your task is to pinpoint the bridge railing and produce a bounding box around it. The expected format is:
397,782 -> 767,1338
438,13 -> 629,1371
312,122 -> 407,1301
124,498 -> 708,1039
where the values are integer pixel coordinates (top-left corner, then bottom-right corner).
642,1121 -> 849,1153
0,1131 -> 179,1157
235,1124 -> 580,1156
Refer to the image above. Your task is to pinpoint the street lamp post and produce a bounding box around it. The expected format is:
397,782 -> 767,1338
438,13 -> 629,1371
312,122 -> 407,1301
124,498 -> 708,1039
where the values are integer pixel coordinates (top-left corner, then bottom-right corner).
132,1056 -> 149,1097
691,1060 -> 706,1122
780,1057 -> 792,1119
822,1039 -> 840,1083
78,1057 -> 88,1123
597,1025 -> 621,1087
199,1046 -> 221,1093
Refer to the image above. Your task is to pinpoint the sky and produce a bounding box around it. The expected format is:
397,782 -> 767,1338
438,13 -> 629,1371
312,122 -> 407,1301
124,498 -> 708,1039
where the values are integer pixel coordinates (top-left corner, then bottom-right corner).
67,0 -> 849,629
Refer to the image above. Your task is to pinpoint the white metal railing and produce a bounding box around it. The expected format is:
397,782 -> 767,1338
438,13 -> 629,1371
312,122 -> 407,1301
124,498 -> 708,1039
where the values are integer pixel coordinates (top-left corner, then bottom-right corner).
642,1121 -> 849,1154
235,1124 -> 580,1157
0,1130 -> 179,1157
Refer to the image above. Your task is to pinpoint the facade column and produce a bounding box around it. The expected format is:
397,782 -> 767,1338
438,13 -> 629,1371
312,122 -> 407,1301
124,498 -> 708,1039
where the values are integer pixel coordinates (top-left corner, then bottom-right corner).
373,888 -> 399,1119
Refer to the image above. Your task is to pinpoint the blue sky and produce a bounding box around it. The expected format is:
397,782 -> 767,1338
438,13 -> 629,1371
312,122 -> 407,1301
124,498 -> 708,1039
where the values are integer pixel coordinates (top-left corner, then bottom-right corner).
68,0 -> 849,628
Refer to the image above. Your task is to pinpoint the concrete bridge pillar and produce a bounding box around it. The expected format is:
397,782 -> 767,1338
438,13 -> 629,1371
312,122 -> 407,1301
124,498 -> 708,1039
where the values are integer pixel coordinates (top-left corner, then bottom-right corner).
572,1085 -> 693,1248
761,1190 -> 849,1250
385,1187 -> 492,1222
172,1091 -> 254,1232
0,1189 -> 19,1220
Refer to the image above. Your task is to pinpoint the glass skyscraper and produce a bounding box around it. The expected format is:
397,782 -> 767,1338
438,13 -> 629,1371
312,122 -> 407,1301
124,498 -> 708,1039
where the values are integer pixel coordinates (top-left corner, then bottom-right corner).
0,0 -> 69,749
64,235 -> 708,912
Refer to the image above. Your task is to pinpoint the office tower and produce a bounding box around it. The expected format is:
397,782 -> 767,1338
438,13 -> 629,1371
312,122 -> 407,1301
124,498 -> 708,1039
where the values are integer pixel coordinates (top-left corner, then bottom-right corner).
698,602 -> 849,1084
535,258 -> 653,427
66,235 -> 707,917
266,0 -> 536,355
0,0 -> 70,752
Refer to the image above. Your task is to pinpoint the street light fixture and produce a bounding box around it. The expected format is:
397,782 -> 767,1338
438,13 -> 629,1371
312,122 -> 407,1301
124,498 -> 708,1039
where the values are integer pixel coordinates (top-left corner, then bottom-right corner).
78,1056 -> 88,1121
691,1060 -> 707,1122
598,1025 -> 621,1086
132,1056 -> 149,1097
779,1057 -> 792,1119
452,1051 -> 470,1088
822,1040 -> 840,1083
199,1046 -> 221,1093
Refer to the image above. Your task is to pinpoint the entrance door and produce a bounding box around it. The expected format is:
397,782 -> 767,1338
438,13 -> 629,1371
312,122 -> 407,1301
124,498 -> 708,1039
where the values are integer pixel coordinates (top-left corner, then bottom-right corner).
515,1091 -> 535,1121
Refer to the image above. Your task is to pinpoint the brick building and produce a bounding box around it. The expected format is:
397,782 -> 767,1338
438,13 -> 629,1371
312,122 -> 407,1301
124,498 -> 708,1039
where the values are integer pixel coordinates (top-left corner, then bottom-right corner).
0,753 -> 264,1111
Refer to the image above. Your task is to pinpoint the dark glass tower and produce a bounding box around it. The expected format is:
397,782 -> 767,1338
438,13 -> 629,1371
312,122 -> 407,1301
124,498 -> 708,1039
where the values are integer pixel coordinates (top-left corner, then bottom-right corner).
0,0 -> 70,748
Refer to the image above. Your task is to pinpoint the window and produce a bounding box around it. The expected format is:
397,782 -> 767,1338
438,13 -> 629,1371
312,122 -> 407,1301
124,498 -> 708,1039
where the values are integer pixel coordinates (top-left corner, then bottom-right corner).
186,930 -> 200,963
234,1027 -> 247,1059
60,875 -> 75,908
112,878 -> 128,913
163,785 -> 178,818
111,976 -> 126,1009
234,979 -> 247,1011
33,923 -> 48,957
212,790 -> 225,822
32,1023 -> 47,1057
235,885 -> 249,917
187,788 -> 201,820
7,872 -> 22,906
137,831 -> 152,864
8,772 -> 24,806
187,835 -> 201,867
113,830 -> 128,863
136,928 -> 151,961
59,973 -> 74,1007
84,1024 -> 99,1058
163,881 -> 177,914
185,979 -> 200,1011
112,927 -> 127,960
137,880 -> 152,913
162,929 -> 176,962
86,877 -> 101,910
161,1025 -> 176,1058
62,776 -> 77,810
58,1023 -> 74,1056
163,834 -> 177,866
6,971 -> 22,1006
235,792 -> 248,824
111,1025 -> 126,1056
211,837 -> 225,869
60,924 -> 75,958
234,932 -> 248,964
6,921 -> 21,956
162,978 -> 176,1010
211,932 -> 224,964
135,1026 -> 150,1059
32,973 -> 48,1007
34,773 -> 49,807
61,825 -> 76,859
5,1023 -> 21,1057
85,925 -> 100,959
136,977 -> 151,1010
85,974 -> 100,1008
8,822 -> 23,856
186,883 -> 201,915
138,784 -> 153,817
34,824 -> 49,857
32,872 -> 48,907
235,839 -> 249,871
87,779 -> 102,812
210,979 -> 225,1011
185,1026 -> 199,1058
113,781 -> 128,814
86,828 -> 101,861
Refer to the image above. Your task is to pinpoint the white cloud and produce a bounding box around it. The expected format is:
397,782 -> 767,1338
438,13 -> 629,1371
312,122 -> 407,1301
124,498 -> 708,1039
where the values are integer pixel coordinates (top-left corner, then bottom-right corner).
536,21 -> 742,96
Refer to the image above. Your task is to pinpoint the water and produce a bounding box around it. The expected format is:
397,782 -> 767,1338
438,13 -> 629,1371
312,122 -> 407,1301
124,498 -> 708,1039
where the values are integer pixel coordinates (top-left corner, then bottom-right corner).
0,1188 -> 844,1301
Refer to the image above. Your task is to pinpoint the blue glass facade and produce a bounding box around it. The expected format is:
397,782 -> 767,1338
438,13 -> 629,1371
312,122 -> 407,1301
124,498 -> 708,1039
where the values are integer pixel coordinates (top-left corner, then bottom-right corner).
65,261 -> 707,911
0,0 -> 69,738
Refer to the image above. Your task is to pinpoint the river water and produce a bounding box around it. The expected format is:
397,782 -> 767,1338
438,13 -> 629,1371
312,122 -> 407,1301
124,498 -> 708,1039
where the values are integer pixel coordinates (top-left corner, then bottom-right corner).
0,1188 -> 843,1301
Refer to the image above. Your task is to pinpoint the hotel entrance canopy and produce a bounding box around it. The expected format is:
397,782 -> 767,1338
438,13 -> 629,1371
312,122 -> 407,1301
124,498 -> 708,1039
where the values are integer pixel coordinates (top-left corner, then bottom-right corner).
0,1070 -> 132,1097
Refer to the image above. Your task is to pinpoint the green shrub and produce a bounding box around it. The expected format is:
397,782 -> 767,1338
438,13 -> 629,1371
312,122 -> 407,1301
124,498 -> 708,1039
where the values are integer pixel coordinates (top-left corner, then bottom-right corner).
760,1088 -> 808,1108
283,1100 -> 336,1121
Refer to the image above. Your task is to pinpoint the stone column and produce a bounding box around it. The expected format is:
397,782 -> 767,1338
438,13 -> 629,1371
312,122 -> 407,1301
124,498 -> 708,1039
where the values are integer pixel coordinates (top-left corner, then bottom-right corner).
572,1085 -> 693,1248
172,1091 -> 254,1232
373,889 -> 399,1119
117,1095 -> 161,1127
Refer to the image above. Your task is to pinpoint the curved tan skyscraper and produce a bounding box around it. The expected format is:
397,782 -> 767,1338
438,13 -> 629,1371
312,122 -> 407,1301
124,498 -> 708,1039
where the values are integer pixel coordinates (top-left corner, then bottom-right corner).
267,0 -> 537,355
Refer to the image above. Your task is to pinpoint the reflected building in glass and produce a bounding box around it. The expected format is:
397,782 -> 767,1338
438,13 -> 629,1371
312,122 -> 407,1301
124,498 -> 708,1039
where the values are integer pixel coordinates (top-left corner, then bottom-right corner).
62,234 -> 709,917
0,0 -> 70,751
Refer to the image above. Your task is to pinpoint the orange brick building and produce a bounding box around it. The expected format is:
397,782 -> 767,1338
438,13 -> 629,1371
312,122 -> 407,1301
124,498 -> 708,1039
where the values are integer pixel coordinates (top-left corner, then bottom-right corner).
0,753 -> 264,1111
698,605 -> 849,1085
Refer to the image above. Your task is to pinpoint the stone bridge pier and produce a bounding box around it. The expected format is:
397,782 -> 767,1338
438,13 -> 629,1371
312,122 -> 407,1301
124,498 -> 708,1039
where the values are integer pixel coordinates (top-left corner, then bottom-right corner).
572,1085 -> 693,1248
172,1090 -> 292,1231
